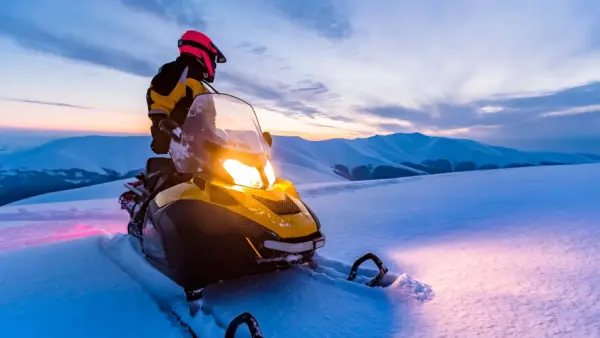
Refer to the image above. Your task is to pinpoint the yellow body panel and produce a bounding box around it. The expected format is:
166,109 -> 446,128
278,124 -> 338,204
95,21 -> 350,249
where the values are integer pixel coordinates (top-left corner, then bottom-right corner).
153,176 -> 317,239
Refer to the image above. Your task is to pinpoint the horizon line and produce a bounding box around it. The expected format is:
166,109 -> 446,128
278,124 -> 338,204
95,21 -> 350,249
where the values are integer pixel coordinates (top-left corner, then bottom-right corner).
0,125 -> 431,142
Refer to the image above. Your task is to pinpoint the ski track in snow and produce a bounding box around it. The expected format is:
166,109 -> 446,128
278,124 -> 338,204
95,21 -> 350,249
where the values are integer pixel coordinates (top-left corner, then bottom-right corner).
0,163 -> 599,337
0,235 -> 183,338
100,233 -> 432,338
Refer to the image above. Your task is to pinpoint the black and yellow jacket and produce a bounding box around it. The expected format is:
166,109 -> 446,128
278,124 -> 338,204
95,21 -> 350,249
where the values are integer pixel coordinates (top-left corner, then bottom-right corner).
146,54 -> 210,130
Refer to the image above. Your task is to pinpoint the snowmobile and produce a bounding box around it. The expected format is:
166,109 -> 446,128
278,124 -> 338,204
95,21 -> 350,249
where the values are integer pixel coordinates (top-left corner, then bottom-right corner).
118,92 -> 393,336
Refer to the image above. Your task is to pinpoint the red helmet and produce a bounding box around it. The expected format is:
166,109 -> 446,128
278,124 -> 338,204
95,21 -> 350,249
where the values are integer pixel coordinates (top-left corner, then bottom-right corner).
178,30 -> 226,83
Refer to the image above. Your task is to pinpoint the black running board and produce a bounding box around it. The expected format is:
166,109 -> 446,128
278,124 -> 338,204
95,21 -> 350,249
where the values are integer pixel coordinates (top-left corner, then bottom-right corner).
347,253 -> 390,287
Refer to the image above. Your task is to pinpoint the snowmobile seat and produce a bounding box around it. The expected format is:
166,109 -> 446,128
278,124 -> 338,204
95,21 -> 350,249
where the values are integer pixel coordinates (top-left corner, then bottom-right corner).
145,157 -> 173,176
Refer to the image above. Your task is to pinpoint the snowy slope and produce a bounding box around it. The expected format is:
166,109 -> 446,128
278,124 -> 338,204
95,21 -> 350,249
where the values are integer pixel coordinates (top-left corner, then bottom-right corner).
1,163 -> 599,337
272,133 -> 598,168
0,135 -> 346,206
2,132 -> 598,207
1,133 -> 597,175
0,136 -> 156,173
0,131 -> 59,155
0,234 -> 182,338
6,179 -> 134,206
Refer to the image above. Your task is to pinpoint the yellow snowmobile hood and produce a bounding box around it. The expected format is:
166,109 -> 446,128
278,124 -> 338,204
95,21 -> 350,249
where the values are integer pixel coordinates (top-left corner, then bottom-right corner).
153,176 -> 318,239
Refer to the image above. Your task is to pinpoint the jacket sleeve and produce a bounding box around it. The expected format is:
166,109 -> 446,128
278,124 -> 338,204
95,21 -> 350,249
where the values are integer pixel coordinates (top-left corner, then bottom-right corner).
146,61 -> 189,120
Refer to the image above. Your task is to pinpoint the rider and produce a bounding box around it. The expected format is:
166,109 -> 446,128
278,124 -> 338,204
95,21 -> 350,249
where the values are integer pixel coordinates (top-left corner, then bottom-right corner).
146,29 -> 226,154
124,30 -> 225,196
120,30 -> 226,236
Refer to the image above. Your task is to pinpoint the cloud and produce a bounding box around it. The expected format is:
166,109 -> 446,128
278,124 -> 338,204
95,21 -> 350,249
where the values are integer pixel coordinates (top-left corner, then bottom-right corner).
495,111 -> 600,140
262,0 -> 353,39
1,97 -> 94,110
0,0 -> 167,77
481,82 -> 600,112
251,46 -> 267,55
365,103 -> 480,129
479,106 -> 504,114
118,0 -> 207,29
3,0 -> 600,144
540,105 -> 600,117
0,16 -> 157,77
216,72 -> 328,121
291,81 -> 329,95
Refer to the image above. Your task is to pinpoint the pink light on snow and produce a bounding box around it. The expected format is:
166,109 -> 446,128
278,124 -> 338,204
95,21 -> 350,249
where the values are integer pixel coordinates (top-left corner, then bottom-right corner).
0,222 -> 123,252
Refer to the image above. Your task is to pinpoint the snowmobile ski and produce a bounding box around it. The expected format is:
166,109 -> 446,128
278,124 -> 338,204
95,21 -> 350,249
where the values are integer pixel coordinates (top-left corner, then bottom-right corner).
308,252 -> 403,290
225,312 -> 264,338
173,309 -> 264,338
347,252 -> 391,287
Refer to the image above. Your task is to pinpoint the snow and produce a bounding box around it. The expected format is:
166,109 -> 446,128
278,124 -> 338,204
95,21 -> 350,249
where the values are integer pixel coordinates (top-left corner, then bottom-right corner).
1,170 -> 19,176
1,163 -> 599,337
6,179 -> 131,206
4,160 -> 343,207
0,235 -> 181,338
0,136 -> 157,173
272,133 -> 597,169
64,179 -> 86,184
1,133 -> 596,177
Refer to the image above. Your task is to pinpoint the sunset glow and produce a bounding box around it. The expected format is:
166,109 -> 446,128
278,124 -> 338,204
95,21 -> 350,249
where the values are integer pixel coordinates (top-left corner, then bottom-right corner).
1,0 -> 600,147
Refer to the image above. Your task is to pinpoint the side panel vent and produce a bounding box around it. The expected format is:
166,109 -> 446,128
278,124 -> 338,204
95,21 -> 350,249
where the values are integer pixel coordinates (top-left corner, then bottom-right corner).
193,177 -> 206,190
253,195 -> 301,215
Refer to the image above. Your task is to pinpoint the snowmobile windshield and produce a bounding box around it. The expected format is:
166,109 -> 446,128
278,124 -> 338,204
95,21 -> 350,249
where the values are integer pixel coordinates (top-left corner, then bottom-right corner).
170,93 -> 271,174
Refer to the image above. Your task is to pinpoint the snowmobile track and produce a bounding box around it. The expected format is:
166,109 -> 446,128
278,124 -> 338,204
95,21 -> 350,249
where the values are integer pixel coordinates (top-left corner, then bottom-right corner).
100,234 -> 433,337
100,234 -> 269,338
98,236 -> 195,337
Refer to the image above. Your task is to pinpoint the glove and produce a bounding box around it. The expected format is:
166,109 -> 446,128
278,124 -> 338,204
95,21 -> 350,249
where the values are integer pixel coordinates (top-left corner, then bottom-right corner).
159,118 -> 180,133
159,118 -> 182,142
150,117 -> 171,154
150,135 -> 170,154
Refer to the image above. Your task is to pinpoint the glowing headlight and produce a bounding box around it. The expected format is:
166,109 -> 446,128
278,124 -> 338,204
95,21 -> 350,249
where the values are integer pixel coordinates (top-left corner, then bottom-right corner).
264,160 -> 276,187
223,159 -> 262,188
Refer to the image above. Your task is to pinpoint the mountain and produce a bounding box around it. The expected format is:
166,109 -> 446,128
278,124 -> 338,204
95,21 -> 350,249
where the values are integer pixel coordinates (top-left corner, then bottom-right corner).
273,133 -> 598,180
0,133 -> 598,206
0,128 -> 74,155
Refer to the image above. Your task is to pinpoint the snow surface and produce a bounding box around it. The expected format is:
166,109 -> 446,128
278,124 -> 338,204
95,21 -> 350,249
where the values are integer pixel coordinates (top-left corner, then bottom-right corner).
6,179 -> 138,206
1,163 -> 600,337
0,235 -> 183,338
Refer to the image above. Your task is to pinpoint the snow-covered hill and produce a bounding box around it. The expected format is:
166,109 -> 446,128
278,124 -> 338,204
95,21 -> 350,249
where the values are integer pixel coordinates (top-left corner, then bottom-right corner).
274,132 -> 598,168
2,133 -> 597,174
1,163 -> 599,337
1,133 -> 598,206
0,136 -> 154,173
0,130 -> 60,155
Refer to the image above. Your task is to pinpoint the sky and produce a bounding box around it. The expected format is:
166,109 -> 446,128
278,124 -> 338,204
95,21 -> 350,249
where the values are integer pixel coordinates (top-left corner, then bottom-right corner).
0,0 -> 599,152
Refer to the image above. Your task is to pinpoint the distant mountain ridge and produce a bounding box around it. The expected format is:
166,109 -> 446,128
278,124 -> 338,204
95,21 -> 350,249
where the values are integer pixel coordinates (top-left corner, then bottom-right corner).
0,133 -> 598,206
